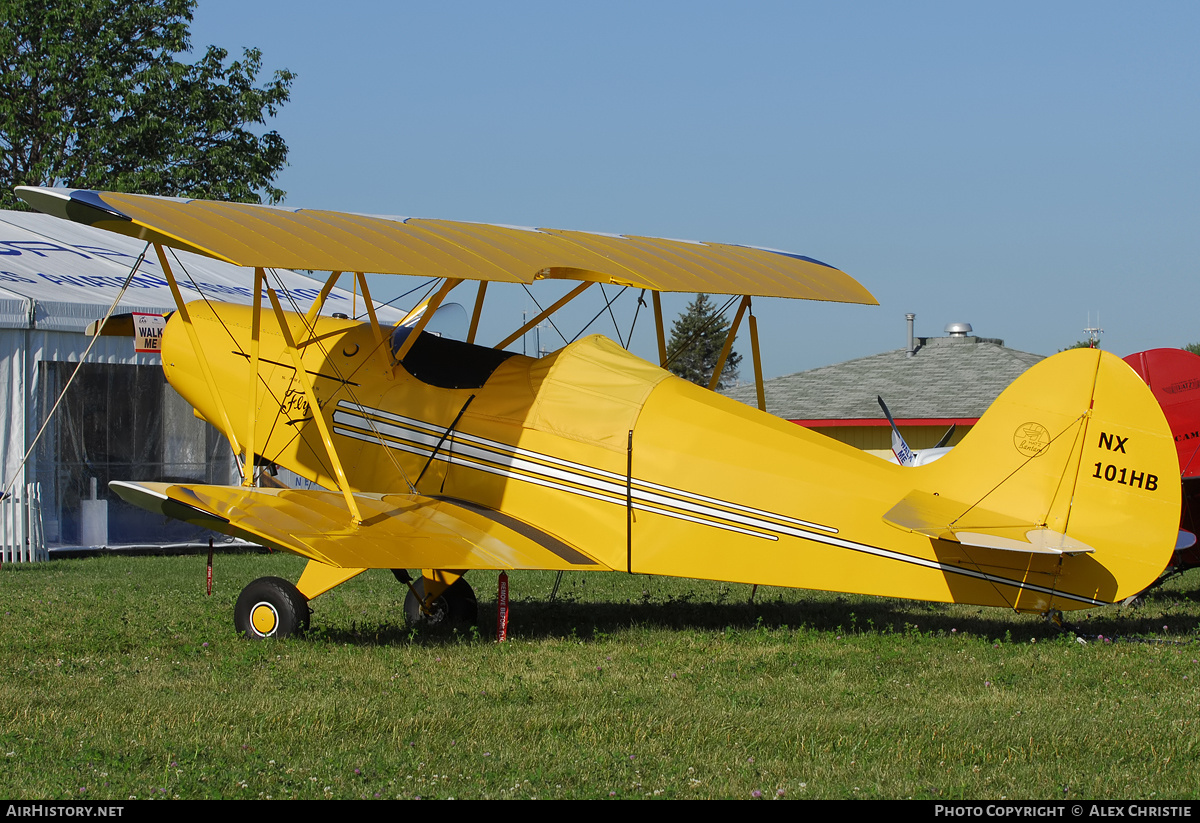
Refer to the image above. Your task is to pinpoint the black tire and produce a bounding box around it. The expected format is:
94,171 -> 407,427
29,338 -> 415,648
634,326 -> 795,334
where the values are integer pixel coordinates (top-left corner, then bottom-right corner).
404,576 -> 478,627
235,576 -> 310,639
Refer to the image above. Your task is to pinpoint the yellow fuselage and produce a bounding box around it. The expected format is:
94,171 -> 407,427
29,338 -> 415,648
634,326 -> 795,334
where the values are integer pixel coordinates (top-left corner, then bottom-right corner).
162,302 -> 1179,612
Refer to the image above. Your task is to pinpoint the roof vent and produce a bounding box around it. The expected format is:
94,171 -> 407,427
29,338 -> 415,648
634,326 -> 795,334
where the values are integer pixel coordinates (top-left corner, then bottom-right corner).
944,322 -> 973,337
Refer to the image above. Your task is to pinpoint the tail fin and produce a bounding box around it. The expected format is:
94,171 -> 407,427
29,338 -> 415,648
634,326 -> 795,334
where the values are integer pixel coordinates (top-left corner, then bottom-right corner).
885,347 -> 1178,605
877,395 -> 956,466
877,395 -> 916,466
1123,348 -> 1200,478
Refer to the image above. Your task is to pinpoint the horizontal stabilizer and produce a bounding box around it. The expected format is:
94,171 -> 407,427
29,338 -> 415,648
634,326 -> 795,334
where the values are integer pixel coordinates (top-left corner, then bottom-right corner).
883,489 -> 1095,555
953,529 -> 1093,555
111,481 -> 607,572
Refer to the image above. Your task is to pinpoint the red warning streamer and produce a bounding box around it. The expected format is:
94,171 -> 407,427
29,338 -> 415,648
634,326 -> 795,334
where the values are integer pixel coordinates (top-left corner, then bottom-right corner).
496,572 -> 509,642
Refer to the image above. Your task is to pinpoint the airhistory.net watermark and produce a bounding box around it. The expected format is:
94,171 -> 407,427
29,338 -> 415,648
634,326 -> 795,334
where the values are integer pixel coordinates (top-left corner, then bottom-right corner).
5,806 -> 124,817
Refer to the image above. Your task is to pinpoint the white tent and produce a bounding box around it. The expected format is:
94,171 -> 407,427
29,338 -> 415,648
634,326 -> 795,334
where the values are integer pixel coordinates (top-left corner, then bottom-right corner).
0,210 -> 406,552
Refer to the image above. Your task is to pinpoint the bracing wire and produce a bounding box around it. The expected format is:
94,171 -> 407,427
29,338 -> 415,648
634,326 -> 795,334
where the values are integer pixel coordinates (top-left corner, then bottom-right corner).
946,410 -> 1092,611
569,285 -> 628,345
519,283 -> 570,349
353,277 -> 439,321
660,294 -> 740,371
263,267 -> 420,494
4,242 -> 153,498
625,290 -> 647,349
166,255 -> 420,493
599,283 -> 627,347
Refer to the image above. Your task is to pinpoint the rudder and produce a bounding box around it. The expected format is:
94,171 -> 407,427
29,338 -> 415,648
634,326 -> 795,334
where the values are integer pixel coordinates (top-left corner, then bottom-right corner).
911,347 -> 1178,605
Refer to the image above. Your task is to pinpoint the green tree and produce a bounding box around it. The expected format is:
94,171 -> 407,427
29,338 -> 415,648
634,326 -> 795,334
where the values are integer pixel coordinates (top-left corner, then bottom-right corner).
1184,343 -> 1200,356
1059,339 -> 1099,352
665,293 -> 742,390
0,0 -> 295,210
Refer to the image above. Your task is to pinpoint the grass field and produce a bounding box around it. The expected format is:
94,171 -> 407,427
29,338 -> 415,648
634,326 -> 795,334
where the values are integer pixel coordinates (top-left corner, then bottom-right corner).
1,551 -> 1199,800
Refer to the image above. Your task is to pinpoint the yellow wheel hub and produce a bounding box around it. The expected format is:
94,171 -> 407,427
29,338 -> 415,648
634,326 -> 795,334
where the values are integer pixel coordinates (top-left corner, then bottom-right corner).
250,602 -> 278,636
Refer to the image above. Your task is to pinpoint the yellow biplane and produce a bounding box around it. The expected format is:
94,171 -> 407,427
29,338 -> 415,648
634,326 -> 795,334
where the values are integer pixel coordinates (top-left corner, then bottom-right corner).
16,186 -> 1181,636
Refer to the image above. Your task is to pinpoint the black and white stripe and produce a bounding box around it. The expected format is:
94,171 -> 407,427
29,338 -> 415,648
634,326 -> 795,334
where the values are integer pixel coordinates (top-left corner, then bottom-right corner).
331,400 -> 1106,607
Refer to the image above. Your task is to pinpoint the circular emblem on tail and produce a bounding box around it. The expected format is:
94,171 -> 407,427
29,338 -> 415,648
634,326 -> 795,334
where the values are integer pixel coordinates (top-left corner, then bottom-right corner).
1014,422 -> 1050,457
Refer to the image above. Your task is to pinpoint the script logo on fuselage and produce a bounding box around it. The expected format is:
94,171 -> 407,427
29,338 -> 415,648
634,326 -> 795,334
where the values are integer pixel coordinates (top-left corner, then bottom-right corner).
282,387 -> 311,421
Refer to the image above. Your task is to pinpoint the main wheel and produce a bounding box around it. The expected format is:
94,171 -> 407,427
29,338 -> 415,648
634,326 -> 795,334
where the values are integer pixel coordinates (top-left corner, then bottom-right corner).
235,577 -> 311,639
404,576 -> 478,627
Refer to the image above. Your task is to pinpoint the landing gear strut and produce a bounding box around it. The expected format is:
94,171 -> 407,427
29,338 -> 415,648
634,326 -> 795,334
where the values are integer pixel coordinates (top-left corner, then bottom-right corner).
1043,609 -> 1069,633
402,574 -> 478,627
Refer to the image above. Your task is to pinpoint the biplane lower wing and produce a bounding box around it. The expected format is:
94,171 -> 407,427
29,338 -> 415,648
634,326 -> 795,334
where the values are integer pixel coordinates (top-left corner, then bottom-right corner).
111,481 -> 605,572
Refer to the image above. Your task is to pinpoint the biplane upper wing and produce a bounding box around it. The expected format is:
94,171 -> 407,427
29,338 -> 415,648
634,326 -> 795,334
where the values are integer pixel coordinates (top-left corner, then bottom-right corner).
14,187 -> 877,304
111,481 -> 606,572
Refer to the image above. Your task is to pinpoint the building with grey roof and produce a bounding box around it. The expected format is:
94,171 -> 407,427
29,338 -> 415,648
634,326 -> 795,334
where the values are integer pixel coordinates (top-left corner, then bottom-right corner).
725,320 -> 1045,451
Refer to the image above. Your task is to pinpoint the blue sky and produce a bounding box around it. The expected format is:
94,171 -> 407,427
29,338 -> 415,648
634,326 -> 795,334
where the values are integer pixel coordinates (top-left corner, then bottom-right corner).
189,1 -> 1198,379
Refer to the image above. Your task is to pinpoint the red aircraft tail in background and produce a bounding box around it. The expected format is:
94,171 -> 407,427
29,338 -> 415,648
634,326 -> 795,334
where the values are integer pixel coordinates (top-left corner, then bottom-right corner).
1125,348 -> 1200,570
